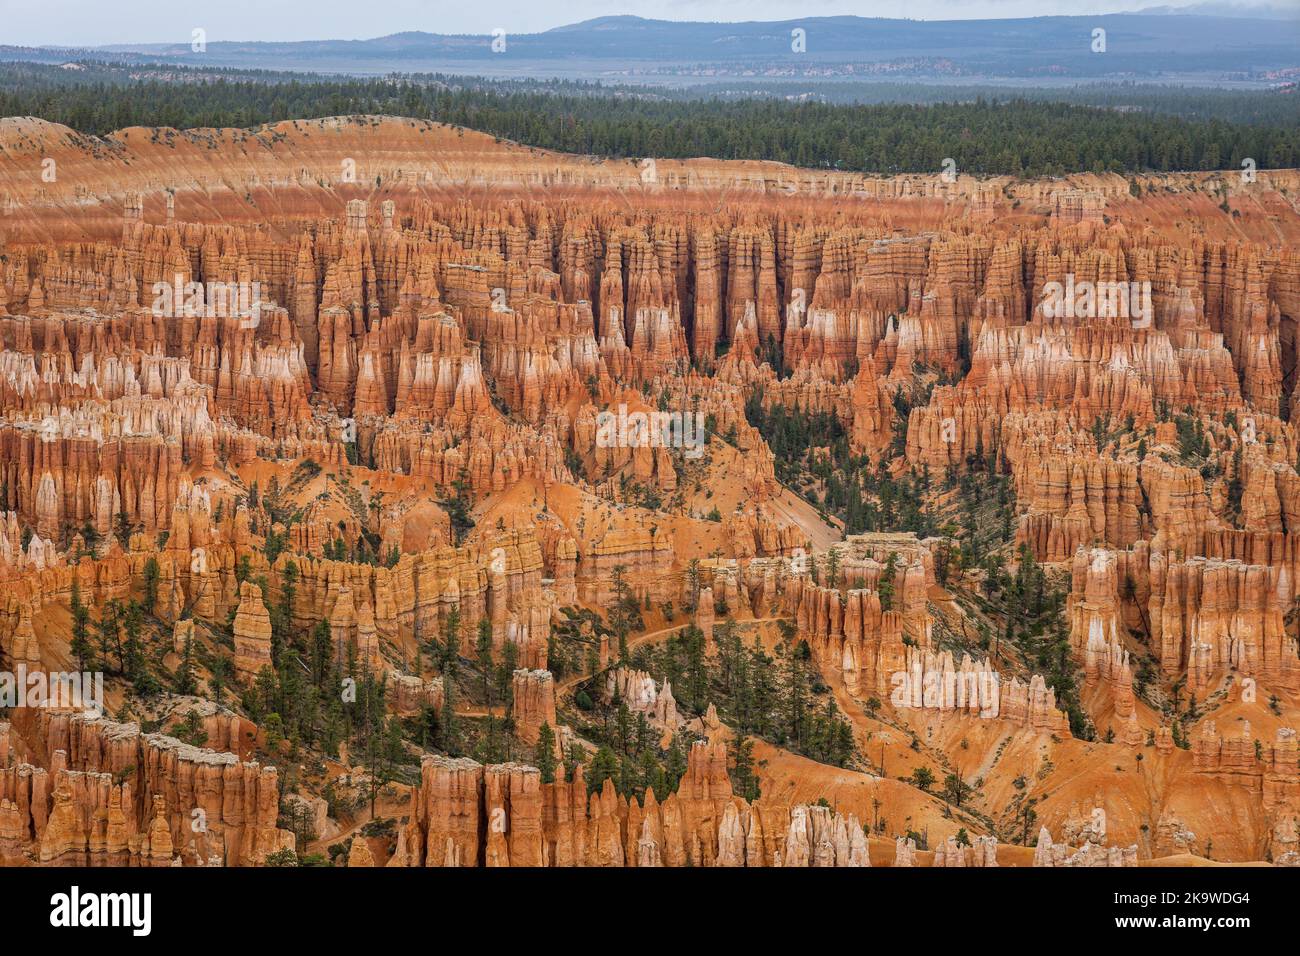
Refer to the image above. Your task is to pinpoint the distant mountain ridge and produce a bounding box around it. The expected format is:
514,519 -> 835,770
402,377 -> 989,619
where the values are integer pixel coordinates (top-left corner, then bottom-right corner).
1135,1 -> 1299,18
2,13 -> 1294,85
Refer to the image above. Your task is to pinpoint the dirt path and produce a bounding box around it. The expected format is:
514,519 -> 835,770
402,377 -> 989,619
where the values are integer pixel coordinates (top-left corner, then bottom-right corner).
447,619 -> 741,720
304,792 -> 407,859
552,620 -> 692,707
554,615 -> 787,707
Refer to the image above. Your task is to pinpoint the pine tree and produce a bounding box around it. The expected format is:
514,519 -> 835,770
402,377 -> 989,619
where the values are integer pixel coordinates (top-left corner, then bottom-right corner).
684,558 -> 701,612
175,635 -> 197,695
683,625 -> 708,714
608,565 -> 641,660
495,641 -> 518,706
731,736 -> 760,801
141,557 -> 160,614
663,734 -> 688,794
124,624 -> 158,694
534,723 -> 558,784
272,561 -> 298,664
943,773 -> 969,807
69,580 -> 94,671
878,552 -> 899,611
95,600 -> 123,675
475,618 -> 494,703
586,745 -> 619,795
439,679 -> 460,755
114,510 -> 132,548
441,607 -> 461,675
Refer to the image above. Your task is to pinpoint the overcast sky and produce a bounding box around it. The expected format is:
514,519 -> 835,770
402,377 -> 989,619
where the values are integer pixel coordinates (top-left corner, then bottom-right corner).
0,0 -> 1237,47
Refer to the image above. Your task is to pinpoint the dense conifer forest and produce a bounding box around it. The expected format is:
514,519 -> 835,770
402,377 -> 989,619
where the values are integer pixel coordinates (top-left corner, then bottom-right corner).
2,63 -> 1297,176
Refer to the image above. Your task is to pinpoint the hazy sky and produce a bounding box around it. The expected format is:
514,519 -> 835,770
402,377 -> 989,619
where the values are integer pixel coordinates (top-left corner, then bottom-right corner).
0,0 -> 1220,47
